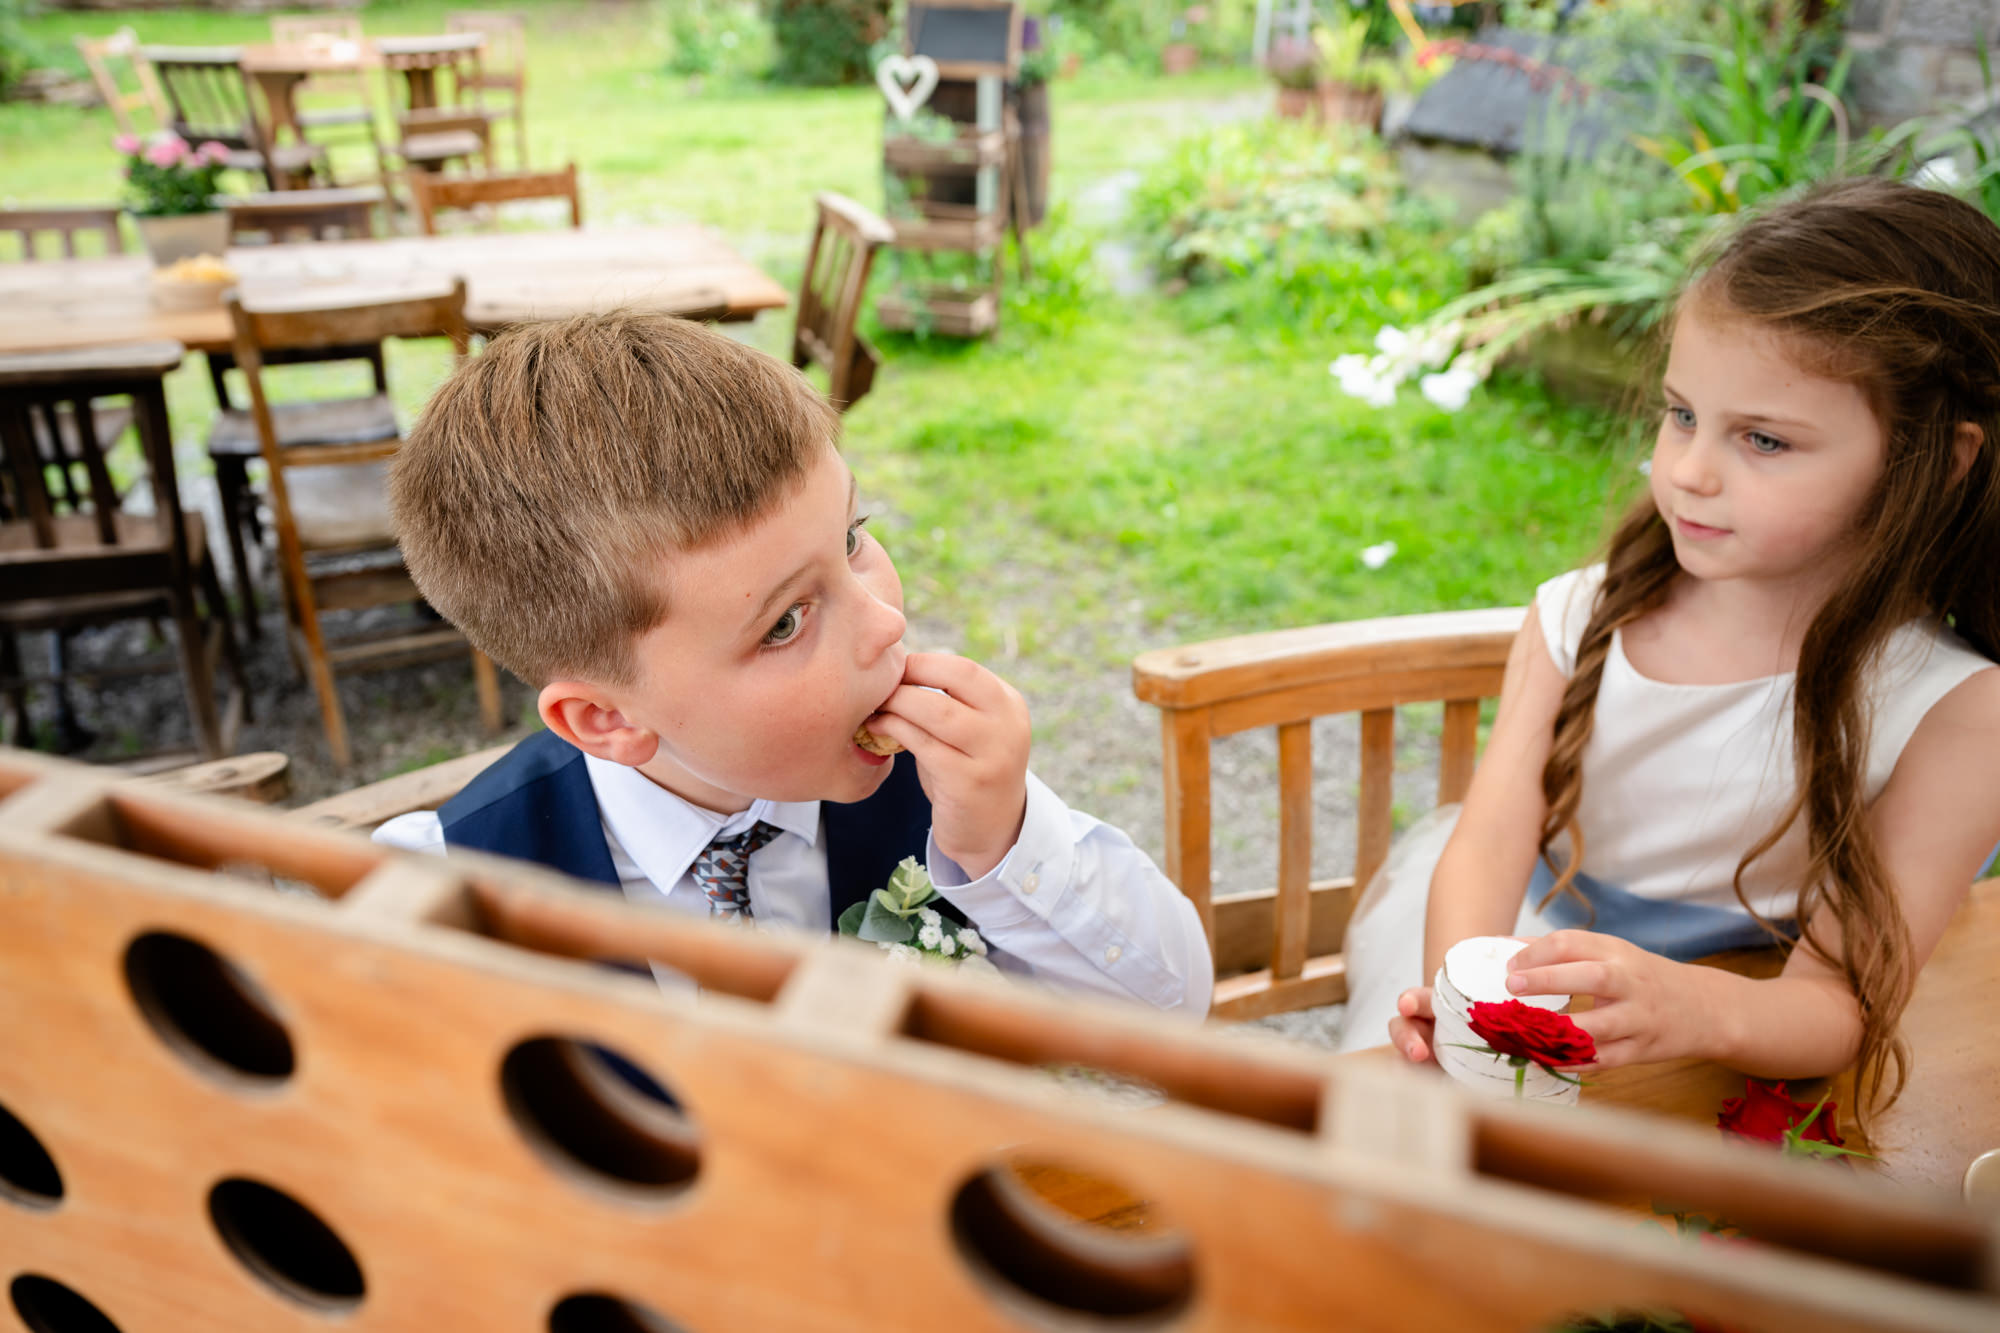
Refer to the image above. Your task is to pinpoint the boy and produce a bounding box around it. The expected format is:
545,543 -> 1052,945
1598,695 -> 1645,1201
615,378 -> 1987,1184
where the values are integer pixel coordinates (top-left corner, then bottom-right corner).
376,312 -> 1212,1016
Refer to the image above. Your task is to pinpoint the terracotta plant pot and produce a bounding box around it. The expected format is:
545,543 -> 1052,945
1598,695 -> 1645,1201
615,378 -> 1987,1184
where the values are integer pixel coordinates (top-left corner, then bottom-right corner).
1275,85 -> 1317,119
1319,81 -> 1384,131
132,211 -> 231,267
1162,43 -> 1198,76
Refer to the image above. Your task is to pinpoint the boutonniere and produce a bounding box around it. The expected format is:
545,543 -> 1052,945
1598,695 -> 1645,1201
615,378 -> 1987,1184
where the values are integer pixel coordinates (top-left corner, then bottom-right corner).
1448,998 -> 1597,1098
836,856 -> 995,971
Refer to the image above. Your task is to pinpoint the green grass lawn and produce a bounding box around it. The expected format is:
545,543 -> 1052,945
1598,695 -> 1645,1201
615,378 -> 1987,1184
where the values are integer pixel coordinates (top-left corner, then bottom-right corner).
8,0 -> 1630,676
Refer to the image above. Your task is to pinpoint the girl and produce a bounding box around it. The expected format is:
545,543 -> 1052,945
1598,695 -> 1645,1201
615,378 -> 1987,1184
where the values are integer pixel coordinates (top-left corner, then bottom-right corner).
1338,178 -> 2000,1121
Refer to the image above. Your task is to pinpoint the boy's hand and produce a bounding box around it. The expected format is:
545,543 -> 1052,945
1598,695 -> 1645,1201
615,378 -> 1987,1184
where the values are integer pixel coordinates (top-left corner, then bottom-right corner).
864,652 -> 1030,881
1505,930 -> 1705,1068
1388,985 -> 1438,1063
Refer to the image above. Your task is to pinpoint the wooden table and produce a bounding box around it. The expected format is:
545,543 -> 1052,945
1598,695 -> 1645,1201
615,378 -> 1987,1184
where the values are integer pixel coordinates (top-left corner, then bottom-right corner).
1023,879 -> 2000,1235
241,34 -> 484,150
0,226 -> 791,356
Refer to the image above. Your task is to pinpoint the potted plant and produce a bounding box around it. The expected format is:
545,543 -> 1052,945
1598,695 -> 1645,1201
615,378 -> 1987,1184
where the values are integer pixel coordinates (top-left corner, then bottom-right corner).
1312,13 -> 1391,130
118,132 -> 233,266
1266,34 -> 1321,120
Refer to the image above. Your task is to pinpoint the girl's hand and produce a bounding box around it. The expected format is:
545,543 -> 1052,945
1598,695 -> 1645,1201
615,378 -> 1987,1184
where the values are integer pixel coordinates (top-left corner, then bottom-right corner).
864,652 -> 1030,882
1387,985 -> 1438,1063
1504,930 -> 1707,1068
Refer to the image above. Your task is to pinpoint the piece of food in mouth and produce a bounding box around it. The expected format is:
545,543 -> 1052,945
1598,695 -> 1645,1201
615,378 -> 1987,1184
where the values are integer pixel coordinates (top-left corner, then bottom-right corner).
852,724 -> 904,756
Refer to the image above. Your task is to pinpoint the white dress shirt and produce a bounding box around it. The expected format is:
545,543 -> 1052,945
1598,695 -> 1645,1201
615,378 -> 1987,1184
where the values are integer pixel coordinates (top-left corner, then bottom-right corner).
374,754 -> 1212,1015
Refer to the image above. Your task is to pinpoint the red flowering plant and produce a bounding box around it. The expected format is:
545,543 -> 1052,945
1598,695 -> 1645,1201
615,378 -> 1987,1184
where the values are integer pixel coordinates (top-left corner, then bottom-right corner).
1453,998 -> 1597,1098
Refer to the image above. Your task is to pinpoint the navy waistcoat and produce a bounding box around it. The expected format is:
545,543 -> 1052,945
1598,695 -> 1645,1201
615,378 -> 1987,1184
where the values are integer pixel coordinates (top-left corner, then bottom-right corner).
437,728 -> 935,928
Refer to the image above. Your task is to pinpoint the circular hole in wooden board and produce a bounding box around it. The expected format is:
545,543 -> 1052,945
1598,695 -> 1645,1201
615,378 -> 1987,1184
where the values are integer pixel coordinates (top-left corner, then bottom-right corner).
548,1292 -> 692,1333
500,1037 -> 702,1197
0,1098 -> 64,1207
206,1177 -> 366,1311
122,931 -> 296,1083
949,1154 -> 1196,1323
9,1274 -> 125,1333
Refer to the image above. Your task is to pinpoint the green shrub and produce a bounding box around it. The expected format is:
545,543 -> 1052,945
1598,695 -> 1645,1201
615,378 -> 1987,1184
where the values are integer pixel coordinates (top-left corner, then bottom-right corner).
0,0 -> 37,98
768,0 -> 889,85
663,0 -> 772,80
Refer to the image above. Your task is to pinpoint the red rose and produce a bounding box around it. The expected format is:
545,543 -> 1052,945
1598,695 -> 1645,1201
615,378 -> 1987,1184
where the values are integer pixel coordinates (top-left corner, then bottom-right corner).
1465,999 -> 1597,1069
1716,1079 -> 1844,1147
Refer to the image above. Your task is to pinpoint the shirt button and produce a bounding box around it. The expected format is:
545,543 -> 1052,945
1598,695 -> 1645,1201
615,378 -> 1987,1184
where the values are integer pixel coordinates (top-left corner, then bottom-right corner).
1104,944 -> 1123,964
1021,872 -> 1039,895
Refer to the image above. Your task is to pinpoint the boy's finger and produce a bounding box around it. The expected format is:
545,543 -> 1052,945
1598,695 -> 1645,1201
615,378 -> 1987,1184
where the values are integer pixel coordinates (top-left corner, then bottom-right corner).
901,651 -> 1008,709
859,711 -> 966,765
875,682 -> 980,750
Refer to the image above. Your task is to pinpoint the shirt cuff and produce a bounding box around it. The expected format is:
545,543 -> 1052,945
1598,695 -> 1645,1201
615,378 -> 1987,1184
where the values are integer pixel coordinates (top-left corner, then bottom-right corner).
925,773 -> 1074,929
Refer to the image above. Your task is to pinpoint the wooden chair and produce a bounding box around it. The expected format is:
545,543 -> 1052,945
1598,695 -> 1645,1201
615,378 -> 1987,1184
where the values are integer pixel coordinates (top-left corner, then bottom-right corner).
795,193 -> 894,413
445,10 -> 528,167
392,108 -> 492,178
1131,608 -> 1523,1020
0,207 -> 137,524
74,27 -> 170,139
226,281 -> 502,769
225,185 -> 382,243
0,343 -> 247,760
266,15 -> 387,185
406,163 -> 578,235
145,45 -> 328,192
206,189 -> 392,644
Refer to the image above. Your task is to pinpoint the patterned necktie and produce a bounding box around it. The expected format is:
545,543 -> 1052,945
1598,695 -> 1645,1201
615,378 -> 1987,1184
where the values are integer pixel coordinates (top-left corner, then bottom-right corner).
691,820 -> 780,921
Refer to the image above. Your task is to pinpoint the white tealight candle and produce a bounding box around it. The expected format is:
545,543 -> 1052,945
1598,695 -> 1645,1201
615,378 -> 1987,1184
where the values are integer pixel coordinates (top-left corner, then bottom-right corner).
1442,936 -> 1566,1012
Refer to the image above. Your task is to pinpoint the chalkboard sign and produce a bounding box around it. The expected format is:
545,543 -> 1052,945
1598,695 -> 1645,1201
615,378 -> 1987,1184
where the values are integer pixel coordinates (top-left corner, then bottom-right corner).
908,1 -> 1020,77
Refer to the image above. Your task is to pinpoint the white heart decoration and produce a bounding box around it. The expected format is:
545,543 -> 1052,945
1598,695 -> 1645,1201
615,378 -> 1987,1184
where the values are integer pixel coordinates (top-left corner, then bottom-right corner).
875,53 -> 939,124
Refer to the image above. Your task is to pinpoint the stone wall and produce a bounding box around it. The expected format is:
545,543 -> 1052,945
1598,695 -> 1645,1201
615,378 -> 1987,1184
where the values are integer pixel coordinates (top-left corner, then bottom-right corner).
1846,0 -> 2000,123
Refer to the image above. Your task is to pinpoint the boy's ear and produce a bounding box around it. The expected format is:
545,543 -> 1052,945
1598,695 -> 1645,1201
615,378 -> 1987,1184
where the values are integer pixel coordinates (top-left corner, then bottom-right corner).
1953,421 -> 1985,484
537,681 -> 660,767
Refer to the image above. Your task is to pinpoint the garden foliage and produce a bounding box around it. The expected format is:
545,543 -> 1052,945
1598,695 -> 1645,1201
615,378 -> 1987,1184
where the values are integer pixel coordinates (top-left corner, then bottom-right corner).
767,0 -> 889,85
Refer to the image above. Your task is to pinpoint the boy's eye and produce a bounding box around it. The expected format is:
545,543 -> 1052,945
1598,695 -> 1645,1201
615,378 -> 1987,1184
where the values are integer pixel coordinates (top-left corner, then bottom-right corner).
1667,405 -> 1696,430
846,514 -> 870,558
1747,431 -> 1787,456
763,604 -> 805,647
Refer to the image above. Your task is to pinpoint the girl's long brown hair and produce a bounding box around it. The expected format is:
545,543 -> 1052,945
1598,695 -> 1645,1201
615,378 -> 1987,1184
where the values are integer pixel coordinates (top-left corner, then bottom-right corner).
1538,178 -> 2000,1121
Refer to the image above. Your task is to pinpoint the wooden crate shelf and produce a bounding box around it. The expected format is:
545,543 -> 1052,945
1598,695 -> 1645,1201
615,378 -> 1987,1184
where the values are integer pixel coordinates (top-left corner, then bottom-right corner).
883,130 -> 1008,173
877,290 -> 999,338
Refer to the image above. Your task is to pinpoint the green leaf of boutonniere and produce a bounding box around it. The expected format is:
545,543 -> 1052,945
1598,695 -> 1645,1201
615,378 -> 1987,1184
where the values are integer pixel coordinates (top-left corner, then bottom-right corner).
884,856 -> 936,911
835,901 -> 868,937
857,889 -> 918,943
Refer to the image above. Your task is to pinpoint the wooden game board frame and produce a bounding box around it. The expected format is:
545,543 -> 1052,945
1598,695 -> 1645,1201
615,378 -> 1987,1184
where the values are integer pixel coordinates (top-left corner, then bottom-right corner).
0,745 -> 1995,1332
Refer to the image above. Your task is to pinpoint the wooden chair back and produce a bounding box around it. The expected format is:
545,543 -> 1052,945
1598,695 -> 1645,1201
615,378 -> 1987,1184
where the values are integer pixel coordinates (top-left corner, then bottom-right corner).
144,45 -> 266,158
444,11 -> 527,165
407,163 -> 578,235
0,206 -> 125,262
74,26 -> 170,139
225,186 -> 381,244
795,192 -> 893,413
269,14 -> 365,44
1131,608 -> 1523,1020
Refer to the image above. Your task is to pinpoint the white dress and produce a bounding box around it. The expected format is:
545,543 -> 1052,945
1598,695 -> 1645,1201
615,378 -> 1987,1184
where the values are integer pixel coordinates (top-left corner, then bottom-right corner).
1337,564 -> 1995,1053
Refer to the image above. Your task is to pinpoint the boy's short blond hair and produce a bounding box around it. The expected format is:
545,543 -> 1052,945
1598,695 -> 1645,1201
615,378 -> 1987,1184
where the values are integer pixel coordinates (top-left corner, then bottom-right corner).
390,311 -> 838,687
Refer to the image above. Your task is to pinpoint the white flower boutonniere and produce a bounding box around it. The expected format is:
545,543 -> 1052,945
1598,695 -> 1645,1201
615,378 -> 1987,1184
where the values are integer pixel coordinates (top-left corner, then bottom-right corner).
836,856 -> 996,972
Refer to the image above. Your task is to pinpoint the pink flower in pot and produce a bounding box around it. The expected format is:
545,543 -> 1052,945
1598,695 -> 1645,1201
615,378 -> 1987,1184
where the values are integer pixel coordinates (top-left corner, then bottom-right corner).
144,135 -> 189,168
196,141 -> 232,166
113,132 -> 142,155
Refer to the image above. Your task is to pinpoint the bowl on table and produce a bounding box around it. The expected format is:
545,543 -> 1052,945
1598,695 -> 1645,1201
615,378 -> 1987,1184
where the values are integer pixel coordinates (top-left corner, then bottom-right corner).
150,255 -> 238,311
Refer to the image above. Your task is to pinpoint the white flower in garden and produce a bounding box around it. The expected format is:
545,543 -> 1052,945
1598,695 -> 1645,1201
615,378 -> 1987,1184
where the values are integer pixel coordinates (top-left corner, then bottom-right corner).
1420,364 -> 1480,412
1638,458 -> 1653,476
1373,325 -> 1411,359
1331,353 -> 1398,407
918,922 -> 944,950
1361,540 -> 1398,570
1915,155 -> 1962,190
1411,320 -> 1463,370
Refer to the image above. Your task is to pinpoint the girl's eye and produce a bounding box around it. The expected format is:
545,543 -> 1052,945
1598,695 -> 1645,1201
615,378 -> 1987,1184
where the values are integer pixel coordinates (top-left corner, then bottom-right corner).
846,514 -> 870,558
1667,405 -> 1696,430
1747,431 -> 1787,456
763,604 -> 806,647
